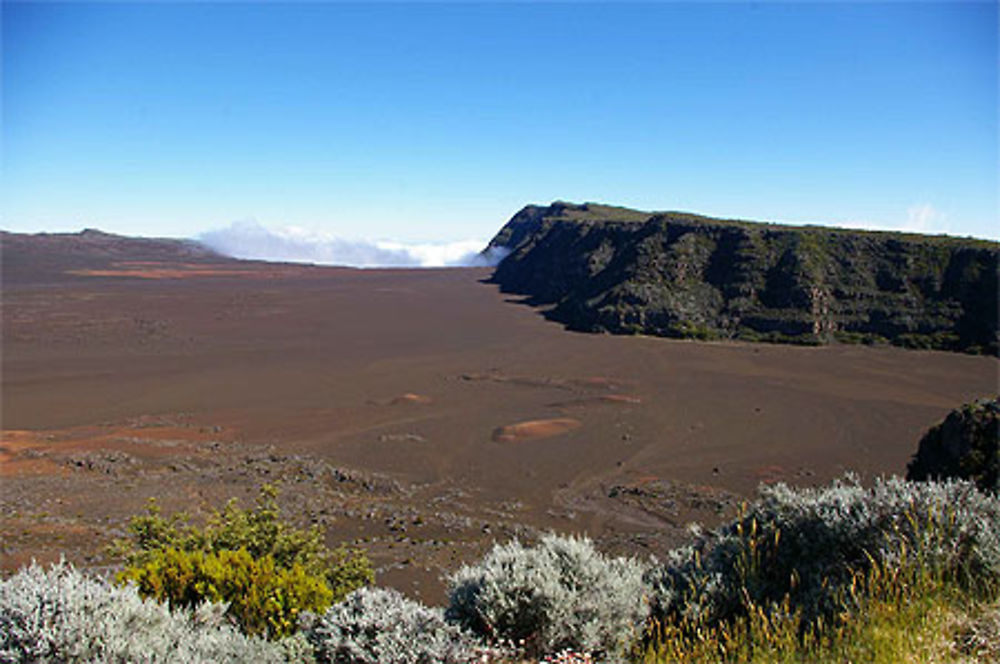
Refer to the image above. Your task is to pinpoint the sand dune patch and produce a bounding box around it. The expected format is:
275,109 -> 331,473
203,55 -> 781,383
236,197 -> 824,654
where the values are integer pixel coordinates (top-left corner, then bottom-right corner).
492,418 -> 581,443
548,394 -> 643,409
389,393 -> 433,405
601,394 -> 642,404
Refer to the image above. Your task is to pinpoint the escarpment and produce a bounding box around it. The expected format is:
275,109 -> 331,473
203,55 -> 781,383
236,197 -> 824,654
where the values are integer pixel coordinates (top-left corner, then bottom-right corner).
487,202 -> 999,354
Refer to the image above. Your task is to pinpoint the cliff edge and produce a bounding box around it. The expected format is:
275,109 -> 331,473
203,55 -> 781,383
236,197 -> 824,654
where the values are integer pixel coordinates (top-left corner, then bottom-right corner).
487,202 -> 999,355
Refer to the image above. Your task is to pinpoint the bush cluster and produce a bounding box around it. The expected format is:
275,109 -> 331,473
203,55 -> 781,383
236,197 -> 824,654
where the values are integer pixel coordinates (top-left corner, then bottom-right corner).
4,476 -> 998,663
120,547 -> 333,638
307,587 -> 483,664
0,560 -> 298,663
645,475 -> 1000,627
447,533 -> 647,660
114,485 -> 372,638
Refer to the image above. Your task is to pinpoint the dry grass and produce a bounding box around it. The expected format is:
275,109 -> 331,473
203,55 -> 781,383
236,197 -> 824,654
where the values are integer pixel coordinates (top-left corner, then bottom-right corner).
637,547 -> 997,664
950,600 -> 1000,663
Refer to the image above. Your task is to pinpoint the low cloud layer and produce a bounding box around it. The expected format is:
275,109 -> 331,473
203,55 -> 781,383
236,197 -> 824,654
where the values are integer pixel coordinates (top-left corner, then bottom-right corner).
905,203 -> 948,234
835,203 -> 952,236
199,221 -> 507,268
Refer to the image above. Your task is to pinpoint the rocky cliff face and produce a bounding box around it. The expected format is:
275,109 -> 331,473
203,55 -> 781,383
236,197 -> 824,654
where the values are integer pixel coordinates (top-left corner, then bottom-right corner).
487,202 -> 999,355
908,396 -> 999,493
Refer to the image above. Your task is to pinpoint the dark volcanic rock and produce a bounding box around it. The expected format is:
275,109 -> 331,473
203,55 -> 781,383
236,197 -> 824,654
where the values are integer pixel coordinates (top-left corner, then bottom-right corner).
487,202 -> 1000,355
907,396 -> 999,493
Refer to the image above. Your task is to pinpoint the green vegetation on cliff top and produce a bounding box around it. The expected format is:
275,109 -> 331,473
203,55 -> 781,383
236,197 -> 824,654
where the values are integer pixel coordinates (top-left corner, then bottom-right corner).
499,201 -> 998,246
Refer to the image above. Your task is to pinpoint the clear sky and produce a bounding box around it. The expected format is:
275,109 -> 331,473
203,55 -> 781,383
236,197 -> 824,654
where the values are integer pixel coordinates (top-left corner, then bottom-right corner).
3,1 -> 997,254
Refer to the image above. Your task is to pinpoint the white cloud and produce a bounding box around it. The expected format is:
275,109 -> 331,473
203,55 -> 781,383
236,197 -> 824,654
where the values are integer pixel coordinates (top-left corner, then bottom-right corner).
829,203 -> 951,236
198,221 -> 504,268
904,203 -> 948,234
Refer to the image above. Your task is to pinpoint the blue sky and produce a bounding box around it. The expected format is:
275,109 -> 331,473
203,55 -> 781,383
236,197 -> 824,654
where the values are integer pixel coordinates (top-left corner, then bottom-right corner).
3,1 -> 997,254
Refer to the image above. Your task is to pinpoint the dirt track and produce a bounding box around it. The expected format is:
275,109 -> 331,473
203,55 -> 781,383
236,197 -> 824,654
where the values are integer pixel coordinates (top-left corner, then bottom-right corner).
2,260 -> 996,601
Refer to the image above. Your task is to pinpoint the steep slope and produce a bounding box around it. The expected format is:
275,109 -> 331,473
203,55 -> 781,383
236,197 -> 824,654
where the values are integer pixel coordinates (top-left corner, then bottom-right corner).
487,202 -> 1000,355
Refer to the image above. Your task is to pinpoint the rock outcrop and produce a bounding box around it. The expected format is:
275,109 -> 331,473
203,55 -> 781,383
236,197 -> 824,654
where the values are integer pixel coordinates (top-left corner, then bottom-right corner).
487,202 -> 999,355
907,396 -> 999,493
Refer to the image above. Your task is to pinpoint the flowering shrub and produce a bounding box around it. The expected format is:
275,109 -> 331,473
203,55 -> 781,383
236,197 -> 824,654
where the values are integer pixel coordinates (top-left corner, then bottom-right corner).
447,533 -> 647,661
119,547 -> 333,638
0,560 -> 299,663
646,475 -> 1000,626
307,586 -> 486,664
113,484 -> 372,638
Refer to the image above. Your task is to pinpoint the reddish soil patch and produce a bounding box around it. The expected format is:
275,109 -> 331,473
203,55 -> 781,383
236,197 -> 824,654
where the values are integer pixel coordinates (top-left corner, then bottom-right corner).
0,431 -> 69,476
549,394 -> 643,408
390,393 -> 434,405
0,422 -> 229,477
66,261 -> 316,280
492,418 -> 583,442
600,394 -> 642,404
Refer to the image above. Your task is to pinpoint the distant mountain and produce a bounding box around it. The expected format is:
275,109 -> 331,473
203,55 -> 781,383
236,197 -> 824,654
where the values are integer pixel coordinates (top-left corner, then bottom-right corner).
486,202 -> 999,355
1,229 -> 228,283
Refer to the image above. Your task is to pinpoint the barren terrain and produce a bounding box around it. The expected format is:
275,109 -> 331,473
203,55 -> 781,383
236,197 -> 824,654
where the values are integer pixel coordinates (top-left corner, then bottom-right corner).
2,246 -> 996,601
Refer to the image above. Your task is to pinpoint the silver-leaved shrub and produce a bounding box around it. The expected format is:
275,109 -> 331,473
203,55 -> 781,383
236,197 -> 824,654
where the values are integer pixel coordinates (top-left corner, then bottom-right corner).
307,586 -> 484,664
646,475 -> 1000,625
0,560 -> 303,663
446,533 -> 647,661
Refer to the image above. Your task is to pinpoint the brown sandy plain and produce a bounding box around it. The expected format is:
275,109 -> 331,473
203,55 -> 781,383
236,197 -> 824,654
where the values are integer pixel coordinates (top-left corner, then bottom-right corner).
2,250 -> 997,602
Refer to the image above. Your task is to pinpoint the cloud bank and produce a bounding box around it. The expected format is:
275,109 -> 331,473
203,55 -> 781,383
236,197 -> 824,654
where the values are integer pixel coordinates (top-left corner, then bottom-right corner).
833,203 -> 952,236
904,203 -> 948,234
199,221 -> 507,268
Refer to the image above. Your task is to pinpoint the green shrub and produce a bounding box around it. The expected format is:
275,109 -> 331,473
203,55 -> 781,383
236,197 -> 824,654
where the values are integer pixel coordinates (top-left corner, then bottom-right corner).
641,550 -> 984,663
640,476 -> 1000,662
833,330 -> 887,346
119,547 -> 333,638
670,321 -> 720,341
894,331 -> 961,351
114,484 -> 373,638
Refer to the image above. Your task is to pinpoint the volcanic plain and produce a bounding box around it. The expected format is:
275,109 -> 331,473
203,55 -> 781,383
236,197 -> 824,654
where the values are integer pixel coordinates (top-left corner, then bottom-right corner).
2,234 -> 996,601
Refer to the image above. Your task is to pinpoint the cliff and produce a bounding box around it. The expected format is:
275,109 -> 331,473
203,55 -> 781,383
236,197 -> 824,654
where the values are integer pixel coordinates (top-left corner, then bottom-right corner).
487,202 -> 1000,355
